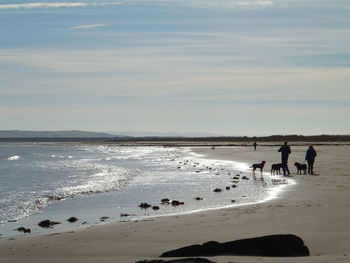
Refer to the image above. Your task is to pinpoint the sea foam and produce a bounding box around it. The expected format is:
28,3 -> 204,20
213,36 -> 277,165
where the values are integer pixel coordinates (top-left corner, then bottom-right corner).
7,155 -> 20,160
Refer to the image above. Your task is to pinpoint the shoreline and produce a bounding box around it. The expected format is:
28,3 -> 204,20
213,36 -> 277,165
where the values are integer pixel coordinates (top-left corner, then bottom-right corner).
1,145 -> 289,239
0,144 -> 349,263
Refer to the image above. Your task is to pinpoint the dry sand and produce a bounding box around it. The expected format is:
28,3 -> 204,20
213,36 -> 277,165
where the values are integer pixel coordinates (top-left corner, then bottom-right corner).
0,144 -> 349,263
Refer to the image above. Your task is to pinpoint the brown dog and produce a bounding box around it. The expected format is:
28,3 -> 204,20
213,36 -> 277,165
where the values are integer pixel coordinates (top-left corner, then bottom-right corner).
271,163 -> 282,175
250,161 -> 266,173
294,162 -> 307,174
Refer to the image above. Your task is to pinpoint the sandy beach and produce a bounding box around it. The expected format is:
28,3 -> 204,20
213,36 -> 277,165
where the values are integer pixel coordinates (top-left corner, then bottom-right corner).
0,144 -> 349,263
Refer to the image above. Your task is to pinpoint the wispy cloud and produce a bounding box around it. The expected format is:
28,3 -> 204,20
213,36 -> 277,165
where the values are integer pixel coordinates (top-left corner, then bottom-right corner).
136,0 -> 274,9
1,48 -> 349,100
0,2 -> 121,10
71,24 -> 108,30
0,0 -> 274,11
0,2 -> 86,9
237,1 -> 273,7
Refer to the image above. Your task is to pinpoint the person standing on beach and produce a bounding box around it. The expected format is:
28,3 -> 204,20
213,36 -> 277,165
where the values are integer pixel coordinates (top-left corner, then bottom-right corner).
305,145 -> 317,174
278,141 -> 291,175
253,142 -> 257,151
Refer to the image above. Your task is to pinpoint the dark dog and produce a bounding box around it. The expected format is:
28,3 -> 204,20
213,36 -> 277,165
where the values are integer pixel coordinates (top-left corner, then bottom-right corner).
271,163 -> 282,175
250,161 -> 266,173
294,162 -> 307,174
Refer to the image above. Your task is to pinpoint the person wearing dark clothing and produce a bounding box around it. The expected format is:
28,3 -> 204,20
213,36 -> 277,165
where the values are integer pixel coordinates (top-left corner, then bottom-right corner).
305,145 -> 317,174
253,142 -> 257,151
278,141 -> 291,175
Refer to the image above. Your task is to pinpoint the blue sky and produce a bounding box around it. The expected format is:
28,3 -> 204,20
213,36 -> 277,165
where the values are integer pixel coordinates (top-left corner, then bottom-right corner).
0,0 -> 349,136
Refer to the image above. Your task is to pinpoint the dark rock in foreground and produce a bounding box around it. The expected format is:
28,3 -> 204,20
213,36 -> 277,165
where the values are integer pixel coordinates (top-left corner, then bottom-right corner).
139,202 -> 152,209
161,234 -> 310,257
67,217 -> 78,223
136,258 -> 216,263
171,200 -> 184,206
121,213 -> 131,217
38,220 -> 61,228
16,227 -> 31,233
161,198 -> 171,204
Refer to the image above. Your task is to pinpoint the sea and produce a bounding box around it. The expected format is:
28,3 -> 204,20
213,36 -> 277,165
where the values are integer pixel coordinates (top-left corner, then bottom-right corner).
0,143 -> 293,238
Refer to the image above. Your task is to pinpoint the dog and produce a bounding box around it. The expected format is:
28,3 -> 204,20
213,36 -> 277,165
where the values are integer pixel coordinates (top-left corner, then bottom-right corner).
271,163 -> 282,175
250,161 -> 266,173
294,162 -> 307,174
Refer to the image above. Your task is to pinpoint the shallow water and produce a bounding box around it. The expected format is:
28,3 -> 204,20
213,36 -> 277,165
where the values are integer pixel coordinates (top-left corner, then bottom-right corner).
0,143 -> 292,238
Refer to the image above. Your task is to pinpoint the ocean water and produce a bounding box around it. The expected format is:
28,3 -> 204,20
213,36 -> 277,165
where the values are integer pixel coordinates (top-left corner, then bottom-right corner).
0,143 -> 292,238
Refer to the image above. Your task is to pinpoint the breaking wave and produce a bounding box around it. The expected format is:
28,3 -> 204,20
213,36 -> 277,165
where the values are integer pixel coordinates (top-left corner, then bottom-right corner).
7,155 -> 20,160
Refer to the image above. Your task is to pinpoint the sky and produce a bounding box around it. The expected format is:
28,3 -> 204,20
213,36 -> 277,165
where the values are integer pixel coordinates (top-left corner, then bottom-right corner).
0,0 -> 349,136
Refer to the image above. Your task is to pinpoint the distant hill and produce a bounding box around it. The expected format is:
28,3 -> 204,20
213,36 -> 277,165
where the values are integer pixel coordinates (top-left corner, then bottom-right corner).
109,131 -> 222,137
1,131 -> 349,144
0,130 -> 116,138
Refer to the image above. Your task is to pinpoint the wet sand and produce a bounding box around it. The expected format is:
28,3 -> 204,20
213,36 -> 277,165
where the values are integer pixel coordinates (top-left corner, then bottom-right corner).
0,144 -> 349,263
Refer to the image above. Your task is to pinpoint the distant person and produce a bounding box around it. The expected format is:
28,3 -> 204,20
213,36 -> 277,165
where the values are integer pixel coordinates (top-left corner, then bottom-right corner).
253,142 -> 257,151
278,141 -> 291,175
305,145 -> 317,174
